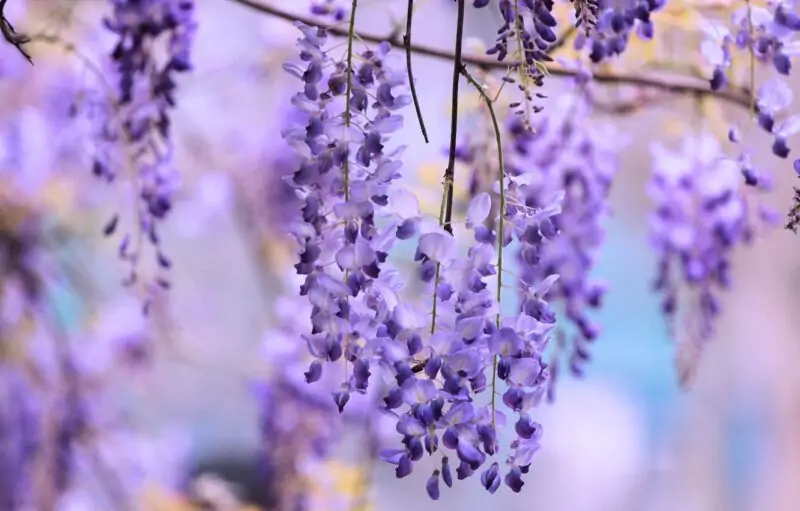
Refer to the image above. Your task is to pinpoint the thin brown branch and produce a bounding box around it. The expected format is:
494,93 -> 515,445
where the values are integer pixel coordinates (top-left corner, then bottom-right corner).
0,0 -> 32,63
443,0 -> 466,235
404,0 -> 429,143
227,0 -> 751,110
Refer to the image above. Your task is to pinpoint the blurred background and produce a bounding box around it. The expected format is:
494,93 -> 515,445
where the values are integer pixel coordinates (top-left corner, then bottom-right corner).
2,0 -> 800,510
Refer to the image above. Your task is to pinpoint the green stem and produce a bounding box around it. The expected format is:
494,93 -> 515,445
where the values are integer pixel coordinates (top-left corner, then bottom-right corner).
430,187 -> 448,335
343,0 -> 358,375
344,0 -> 358,201
461,66 -> 505,429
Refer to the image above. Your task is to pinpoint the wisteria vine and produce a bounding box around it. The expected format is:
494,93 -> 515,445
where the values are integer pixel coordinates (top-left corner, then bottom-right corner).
2,0 -> 800,506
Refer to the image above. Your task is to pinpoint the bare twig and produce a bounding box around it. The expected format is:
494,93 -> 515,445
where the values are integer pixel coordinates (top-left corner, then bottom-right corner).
0,0 -> 32,63
404,0 -> 429,143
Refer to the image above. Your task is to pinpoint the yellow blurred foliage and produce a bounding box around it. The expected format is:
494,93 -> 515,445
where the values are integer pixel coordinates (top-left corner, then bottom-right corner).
306,459 -> 373,511
137,484 -> 263,511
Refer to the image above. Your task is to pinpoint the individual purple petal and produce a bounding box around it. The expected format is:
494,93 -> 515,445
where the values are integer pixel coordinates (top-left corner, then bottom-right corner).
488,327 -> 524,357
380,448 -> 406,464
504,466 -> 525,492
467,192 -> 492,226
426,470 -> 441,500
401,378 -> 438,405
418,231 -> 455,263
396,415 -> 426,437
332,390 -> 350,412
304,361 -> 323,383
514,414 -> 540,439
447,350 -> 482,378
389,189 -> 421,219
335,239 -> 377,270
441,457 -> 453,487
757,78 -> 793,115
396,454 -> 413,478
456,440 -> 485,469
480,462 -> 501,494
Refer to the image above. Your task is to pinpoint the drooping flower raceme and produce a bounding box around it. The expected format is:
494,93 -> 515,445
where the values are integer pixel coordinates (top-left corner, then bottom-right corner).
648,133 -> 762,374
258,289 -> 374,511
95,0 -> 196,295
0,369 -> 39,510
283,21 -> 410,411
699,2 -> 800,226
283,19 -> 566,496
370,177 -> 563,497
504,94 -> 622,382
479,0 -> 556,122
456,91 -> 620,385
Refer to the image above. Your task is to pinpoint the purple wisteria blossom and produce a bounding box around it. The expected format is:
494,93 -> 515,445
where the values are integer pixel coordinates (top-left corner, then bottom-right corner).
95,0 -> 196,297
574,0 -> 667,63
699,0 -> 800,227
479,0 -> 556,119
731,2 -> 800,77
456,92 -> 621,385
282,19 -> 566,492
699,20 -> 734,91
0,369 -> 39,509
374,182 -> 562,496
283,21 -> 409,409
308,0 -> 349,21
258,280 -> 391,510
648,133 -> 767,372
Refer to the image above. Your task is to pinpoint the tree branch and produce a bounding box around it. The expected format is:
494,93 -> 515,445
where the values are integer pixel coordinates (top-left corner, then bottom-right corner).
226,0 -> 751,110
0,0 -> 32,63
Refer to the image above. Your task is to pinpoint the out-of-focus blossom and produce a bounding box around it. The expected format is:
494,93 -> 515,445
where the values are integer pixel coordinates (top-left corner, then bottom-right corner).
648,132 -> 766,380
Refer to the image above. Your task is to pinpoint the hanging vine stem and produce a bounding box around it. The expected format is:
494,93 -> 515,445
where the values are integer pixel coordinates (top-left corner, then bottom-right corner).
442,0 -> 466,236
427,0 -> 465,339
404,0 -> 429,143
460,65 -> 505,431
343,0 -> 358,202
342,0 -> 359,379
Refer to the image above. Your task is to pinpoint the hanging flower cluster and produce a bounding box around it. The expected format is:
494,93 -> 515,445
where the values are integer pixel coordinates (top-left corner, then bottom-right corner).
7,0 -> 800,505
94,0 -> 196,296
456,86 -> 622,388
699,2 -> 800,226
504,94 -> 622,383
283,21 -> 410,412
258,289 -> 373,511
573,0 -> 667,63
647,132 -> 768,377
281,7 -> 572,494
